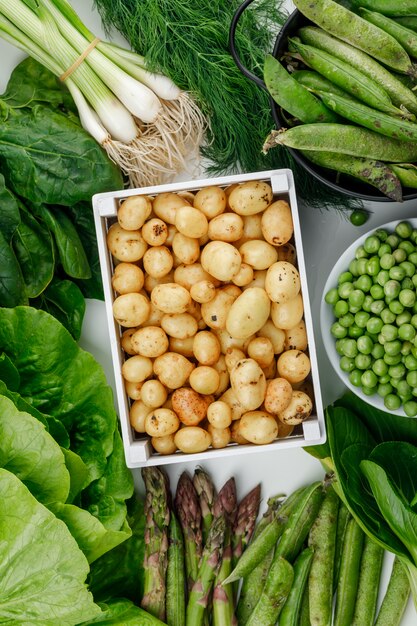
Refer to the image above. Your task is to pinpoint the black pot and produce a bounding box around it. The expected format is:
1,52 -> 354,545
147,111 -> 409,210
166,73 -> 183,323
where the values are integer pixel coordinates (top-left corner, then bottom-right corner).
229,0 -> 417,203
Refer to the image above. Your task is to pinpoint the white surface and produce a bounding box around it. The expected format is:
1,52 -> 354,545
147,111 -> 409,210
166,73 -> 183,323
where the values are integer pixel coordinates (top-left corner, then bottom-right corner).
1,0 -> 415,620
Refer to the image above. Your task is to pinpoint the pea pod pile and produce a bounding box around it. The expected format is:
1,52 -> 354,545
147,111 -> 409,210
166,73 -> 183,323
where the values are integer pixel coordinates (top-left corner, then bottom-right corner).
262,0 -> 417,201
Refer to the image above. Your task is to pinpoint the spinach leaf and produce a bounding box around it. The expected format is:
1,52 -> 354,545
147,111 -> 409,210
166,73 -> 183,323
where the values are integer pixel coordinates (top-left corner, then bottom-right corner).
0,173 -> 20,240
0,469 -> 101,625
361,460 -> 417,564
0,352 -> 20,390
368,442 -> 417,508
79,599 -> 166,625
0,229 -> 28,306
13,204 -> 55,297
0,104 -> 123,205
39,278 -> 86,340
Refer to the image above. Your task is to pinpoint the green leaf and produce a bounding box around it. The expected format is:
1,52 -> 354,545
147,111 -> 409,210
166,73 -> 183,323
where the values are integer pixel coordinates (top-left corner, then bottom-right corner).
13,205 -> 55,297
0,173 -> 20,241
0,229 -> 28,306
40,278 -> 86,340
0,307 -> 116,483
79,599 -> 166,626
0,104 -> 123,206
361,460 -> 417,565
0,394 -> 70,505
369,442 -> 417,508
61,447 -> 90,504
0,352 -> 20,390
0,468 -> 101,625
32,204 -> 91,279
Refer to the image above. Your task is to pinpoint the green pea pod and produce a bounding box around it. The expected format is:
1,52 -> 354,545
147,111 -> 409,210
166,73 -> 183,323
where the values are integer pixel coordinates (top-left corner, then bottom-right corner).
292,0 -> 416,75
334,518 -> 364,626
351,536 -> 384,626
375,557 -> 410,626
289,39 -> 404,118
279,547 -> 314,626
352,0 -> 417,16
360,8 -> 417,58
390,163 -> 417,188
263,54 -> 338,124
395,16 -> 417,31
333,504 -> 351,591
292,70 -> 357,101
315,91 -> 417,143
245,557 -> 294,626
297,25 -> 417,117
302,150 -> 403,202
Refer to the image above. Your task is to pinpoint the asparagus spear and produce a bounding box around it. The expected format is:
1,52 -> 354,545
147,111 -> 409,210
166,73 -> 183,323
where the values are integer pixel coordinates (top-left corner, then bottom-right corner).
213,477 -> 238,524
193,467 -> 216,545
166,512 -> 186,626
141,467 -> 171,622
232,484 -> 261,568
174,471 -> 203,592
213,526 -> 238,626
186,515 -> 227,626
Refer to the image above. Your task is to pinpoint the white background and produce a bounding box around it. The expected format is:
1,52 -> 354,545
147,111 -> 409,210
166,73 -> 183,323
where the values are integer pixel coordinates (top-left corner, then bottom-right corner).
0,0 -> 415,621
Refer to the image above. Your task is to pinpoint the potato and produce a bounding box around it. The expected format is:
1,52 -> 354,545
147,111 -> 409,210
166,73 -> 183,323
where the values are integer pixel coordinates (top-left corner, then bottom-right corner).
265,262 -> 301,304
219,387 -> 245,421
175,206 -> 208,239
201,290 -> 235,331
208,213 -> 243,242
153,192 -> 190,224
190,280 -> 216,304
166,224 -> 178,246
277,391 -> 313,425
213,355 -> 230,396
261,200 -> 293,246
239,240 -> 278,270
151,283 -> 191,314
257,321 -> 286,355
144,271 -> 175,294
174,427 -> 212,454
193,330 -> 221,365
239,411 -> 278,444
154,353 -> 194,389
141,217 -> 168,246
230,419 -> 249,444
172,233 -> 200,265
207,401 -> 232,429
277,350 -> 311,384
131,326 -> 169,357
129,399 -> 152,432
172,388 -> 210,426
174,263 -> 214,290
247,337 -> 274,368
207,424 -> 231,449
277,242 -> 297,265
201,241 -> 241,282
117,195 -> 152,230
193,185 -> 226,218
161,313 -> 198,339
112,262 -> 144,294
215,329 -> 248,353
277,422 -> 294,438
232,263 -> 254,287
178,190 -> 195,203
270,294 -> 304,330
107,223 -> 148,262
124,380 -> 143,400
225,347 -> 246,372
122,355 -> 153,383
189,366 -> 220,395
140,379 -> 168,408
121,328 -> 138,355
262,359 -> 277,380
145,408 -> 180,437
143,246 -> 173,278
226,288 -> 270,339
169,336 -> 195,357
140,302 -> 164,328
242,269 -> 267,291
151,434 -> 177,455
285,320 -> 308,351
230,358 -> 266,411
228,181 -> 273,216
113,293 -> 150,327
264,378 -> 293,414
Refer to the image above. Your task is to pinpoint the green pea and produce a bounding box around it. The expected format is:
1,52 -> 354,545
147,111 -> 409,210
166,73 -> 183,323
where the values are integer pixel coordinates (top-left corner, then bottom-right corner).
399,241 -> 415,255
356,258 -> 368,275
348,324 -> 363,338
366,256 -> 380,276
325,288 -> 339,305
386,234 -> 400,248
381,324 -> 398,341
407,370 -> 417,387
354,311 -> 370,328
349,259 -> 359,277
412,275 -> 417,290
362,385 -> 377,396
401,341 -> 413,356
376,270 -> 390,286
349,305 -> 361,315
340,356 -> 355,373
335,339 -> 347,355
384,394 -> 401,411
398,324 -> 416,342
384,280 -> 401,298
381,308 -> 396,324
378,382 -> 393,397
409,252 -> 417,266
389,300 -> 404,315
338,271 -> 353,285
349,369 -> 362,387
380,253 -> 395,270
363,235 -> 379,254
357,335 -> 373,355
355,275 -> 372,292
378,243 -> 391,257
379,374 -> 391,384
402,277 -> 414,291
355,245 -> 368,259
404,354 -> 417,370
384,340 -> 402,356
378,333 -> 386,346
349,289 -> 365,308
404,401 -> 417,417
350,210 -> 368,227
371,343 -> 384,359
389,364 -> 406,379
334,300 -> 349,318
366,317 -> 383,335
397,380 -> 412,399
397,312 -> 412,327
400,261 -> 416,277
399,289 -> 416,308
392,248 -> 407,264
362,295 -> 374,312
372,359 -> 388,377
338,282 -> 354,299
375,229 -> 388,242
370,284 -> 384,300
370,301 -> 385,316
342,338 -> 358,358
411,314 -> 417,328
384,353 -> 402,366
331,322 -> 347,339
389,266 -> 406,281
339,313 -> 355,328
395,221 -> 413,239
361,370 -> 378,388
355,353 -> 372,370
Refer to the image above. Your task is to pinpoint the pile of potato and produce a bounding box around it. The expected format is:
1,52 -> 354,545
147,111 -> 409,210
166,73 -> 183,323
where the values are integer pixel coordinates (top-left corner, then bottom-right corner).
107,180 -> 314,455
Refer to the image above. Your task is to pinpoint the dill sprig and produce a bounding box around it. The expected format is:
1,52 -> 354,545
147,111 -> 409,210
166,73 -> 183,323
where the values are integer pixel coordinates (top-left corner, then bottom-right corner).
94,0 -> 362,212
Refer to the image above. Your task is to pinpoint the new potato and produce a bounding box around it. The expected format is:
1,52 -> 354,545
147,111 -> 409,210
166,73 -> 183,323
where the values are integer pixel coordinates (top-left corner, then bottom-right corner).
194,185 -> 226,218
264,378 -> 293,414
265,262 -> 301,304
112,262 -> 144,294
239,411 -> 278,444
277,350 -> 311,384
131,326 -> 169,357
201,241 -> 241,282
207,424 -> 231,449
174,427 -> 212,453
226,288 -> 270,339
117,195 -> 152,231
239,239 -> 278,270
151,434 -> 177,455
107,223 -> 148,262
145,408 -> 180,437
228,181 -> 273,215
261,200 -> 293,246
151,283 -> 191,314
271,294 -> 304,330
113,293 -> 151,328
230,358 -> 266,411
153,352 -> 194,388
172,387 -> 210,426
277,391 -> 313,425
208,213 -> 244,242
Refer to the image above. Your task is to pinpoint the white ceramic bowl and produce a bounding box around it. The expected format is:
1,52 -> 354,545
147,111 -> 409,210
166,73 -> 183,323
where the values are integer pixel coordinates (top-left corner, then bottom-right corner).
320,218 -> 417,418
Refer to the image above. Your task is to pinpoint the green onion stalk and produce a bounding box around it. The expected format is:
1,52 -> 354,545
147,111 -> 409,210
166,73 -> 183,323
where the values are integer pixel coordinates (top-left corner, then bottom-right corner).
0,0 -> 206,187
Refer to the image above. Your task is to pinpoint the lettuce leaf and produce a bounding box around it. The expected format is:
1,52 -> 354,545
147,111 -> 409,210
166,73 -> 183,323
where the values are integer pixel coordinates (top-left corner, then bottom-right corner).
78,599 -> 166,625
